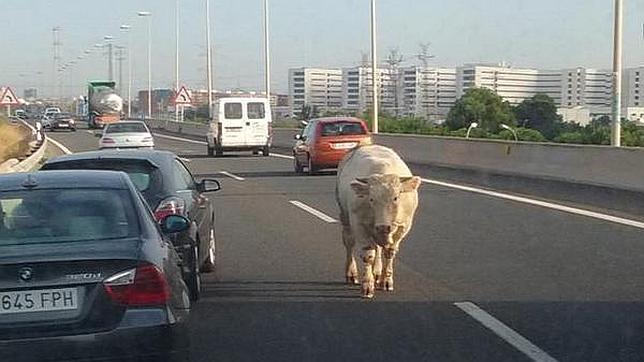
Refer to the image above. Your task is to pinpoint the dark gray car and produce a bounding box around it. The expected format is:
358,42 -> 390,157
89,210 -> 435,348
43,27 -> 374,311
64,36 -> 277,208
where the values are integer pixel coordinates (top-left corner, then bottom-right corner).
0,170 -> 192,362
42,150 -> 221,301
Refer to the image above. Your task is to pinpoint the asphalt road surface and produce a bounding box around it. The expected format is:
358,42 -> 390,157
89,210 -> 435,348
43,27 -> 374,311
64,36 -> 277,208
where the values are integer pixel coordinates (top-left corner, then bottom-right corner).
43,126 -> 644,362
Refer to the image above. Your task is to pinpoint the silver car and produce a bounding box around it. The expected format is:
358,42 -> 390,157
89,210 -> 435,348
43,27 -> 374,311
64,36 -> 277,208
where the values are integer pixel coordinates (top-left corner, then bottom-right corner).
98,121 -> 154,149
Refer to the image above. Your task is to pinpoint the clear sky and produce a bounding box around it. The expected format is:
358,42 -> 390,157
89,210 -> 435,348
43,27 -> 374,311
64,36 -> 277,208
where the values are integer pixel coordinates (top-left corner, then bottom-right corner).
2,0 -> 644,97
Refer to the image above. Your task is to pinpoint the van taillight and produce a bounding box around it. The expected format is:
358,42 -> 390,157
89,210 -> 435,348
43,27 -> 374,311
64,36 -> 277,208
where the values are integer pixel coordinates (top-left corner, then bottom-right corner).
103,264 -> 170,306
154,197 -> 186,221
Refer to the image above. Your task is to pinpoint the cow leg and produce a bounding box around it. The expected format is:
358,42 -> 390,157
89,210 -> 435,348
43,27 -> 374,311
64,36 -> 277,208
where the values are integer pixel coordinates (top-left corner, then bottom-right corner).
342,225 -> 359,285
382,226 -> 410,292
374,245 -> 383,289
360,245 -> 377,299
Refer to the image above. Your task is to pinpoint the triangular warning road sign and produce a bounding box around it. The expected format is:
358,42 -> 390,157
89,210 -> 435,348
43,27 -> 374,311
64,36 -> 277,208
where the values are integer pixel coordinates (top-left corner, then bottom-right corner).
0,87 -> 19,105
174,86 -> 192,105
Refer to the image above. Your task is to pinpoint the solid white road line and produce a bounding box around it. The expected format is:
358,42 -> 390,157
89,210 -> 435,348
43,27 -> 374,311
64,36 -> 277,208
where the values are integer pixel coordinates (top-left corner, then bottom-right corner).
47,136 -> 73,155
289,200 -> 338,223
271,153 -> 294,160
422,178 -> 644,230
219,171 -> 245,181
153,133 -> 207,145
455,302 -> 558,362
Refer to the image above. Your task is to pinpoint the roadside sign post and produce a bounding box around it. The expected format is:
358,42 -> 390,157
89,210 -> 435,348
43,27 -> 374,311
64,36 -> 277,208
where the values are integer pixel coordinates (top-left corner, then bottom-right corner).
173,86 -> 192,123
0,87 -> 20,117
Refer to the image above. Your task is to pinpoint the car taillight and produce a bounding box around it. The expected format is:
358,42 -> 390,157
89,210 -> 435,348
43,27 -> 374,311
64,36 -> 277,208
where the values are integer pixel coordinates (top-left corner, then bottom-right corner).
154,196 -> 186,221
101,137 -> 115,143
103,264 -> 170,306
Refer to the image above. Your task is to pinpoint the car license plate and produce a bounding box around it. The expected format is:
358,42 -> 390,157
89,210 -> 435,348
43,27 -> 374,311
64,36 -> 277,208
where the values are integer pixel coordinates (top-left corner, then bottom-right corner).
0,288 -> 79,314
58,124 -> 68,127
331,142 -> 358,150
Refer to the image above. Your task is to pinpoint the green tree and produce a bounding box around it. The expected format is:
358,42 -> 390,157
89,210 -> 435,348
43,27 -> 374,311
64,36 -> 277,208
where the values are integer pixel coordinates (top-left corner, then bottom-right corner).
590,115 -> 611,128
513,94 -> 562,140
446,88 -> 515,132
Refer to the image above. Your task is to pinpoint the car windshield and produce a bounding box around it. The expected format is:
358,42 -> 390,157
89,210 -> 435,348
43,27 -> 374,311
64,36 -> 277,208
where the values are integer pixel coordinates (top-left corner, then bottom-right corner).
106,123 -> 148,134
0,189 -> 138,245
320,122 -> 366,136
54,113 -> 72,119
42,160 -> 156,192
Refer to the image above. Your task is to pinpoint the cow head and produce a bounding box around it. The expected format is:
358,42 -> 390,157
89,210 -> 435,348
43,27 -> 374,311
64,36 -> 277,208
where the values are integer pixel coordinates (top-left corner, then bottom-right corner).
350,174 -> 421,245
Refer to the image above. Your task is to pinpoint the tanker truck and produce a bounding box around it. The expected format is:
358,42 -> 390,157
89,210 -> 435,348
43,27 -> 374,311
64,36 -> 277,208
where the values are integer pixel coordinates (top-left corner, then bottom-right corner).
87,81 -> 123,129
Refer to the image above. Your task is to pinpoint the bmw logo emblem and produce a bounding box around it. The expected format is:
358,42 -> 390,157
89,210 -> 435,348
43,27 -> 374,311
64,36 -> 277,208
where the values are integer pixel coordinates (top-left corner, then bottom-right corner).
18,267 -> 33,282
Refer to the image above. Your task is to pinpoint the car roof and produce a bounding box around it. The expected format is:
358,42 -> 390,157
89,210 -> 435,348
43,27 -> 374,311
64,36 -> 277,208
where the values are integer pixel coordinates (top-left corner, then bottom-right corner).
44,149 -> 176,168
108,120 -> 146,125
311,117 -> 365,124
0,170 -> 131,192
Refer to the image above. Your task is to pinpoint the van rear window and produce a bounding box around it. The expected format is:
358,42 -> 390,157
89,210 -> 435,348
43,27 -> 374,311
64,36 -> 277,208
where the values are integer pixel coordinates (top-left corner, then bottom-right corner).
320,122 -> 367,136
248,103 -> 265,119
224,103 -> 243,119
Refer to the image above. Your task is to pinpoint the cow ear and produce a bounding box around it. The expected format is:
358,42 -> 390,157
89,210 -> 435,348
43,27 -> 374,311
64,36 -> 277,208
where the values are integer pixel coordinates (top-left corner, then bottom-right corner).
350,179 -> 370,196
400,176 -> 421,192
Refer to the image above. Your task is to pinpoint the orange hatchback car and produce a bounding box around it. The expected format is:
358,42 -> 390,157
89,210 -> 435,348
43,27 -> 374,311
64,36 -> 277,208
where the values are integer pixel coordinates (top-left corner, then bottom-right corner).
293,117 -> 372,174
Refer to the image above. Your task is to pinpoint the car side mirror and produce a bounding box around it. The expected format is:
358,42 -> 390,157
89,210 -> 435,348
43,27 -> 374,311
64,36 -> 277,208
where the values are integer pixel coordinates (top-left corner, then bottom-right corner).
197,178 -> 221,193
294,134 -> 302,140
94,132 -> 102,138
160,215 -> 190,234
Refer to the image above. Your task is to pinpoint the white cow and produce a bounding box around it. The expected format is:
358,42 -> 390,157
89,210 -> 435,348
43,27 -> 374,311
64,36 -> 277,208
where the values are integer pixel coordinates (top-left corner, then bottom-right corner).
336,145 -> 421,298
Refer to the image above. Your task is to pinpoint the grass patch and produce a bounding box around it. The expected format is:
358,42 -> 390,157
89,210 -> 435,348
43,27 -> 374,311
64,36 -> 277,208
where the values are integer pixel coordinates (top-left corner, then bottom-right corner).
0,118 -> 30,163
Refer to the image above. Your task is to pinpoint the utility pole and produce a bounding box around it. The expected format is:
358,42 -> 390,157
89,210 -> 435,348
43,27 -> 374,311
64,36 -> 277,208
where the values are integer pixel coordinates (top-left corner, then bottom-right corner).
386,47 -> 404,117
115,46 -> 125,94
52,27 -> 62,99
175,0 -> 180,122
611,0 -> 623,147
370,0 -> 378,134
264,0 -> 271,101
416,42 -> 435,120
206,0 -> 214,119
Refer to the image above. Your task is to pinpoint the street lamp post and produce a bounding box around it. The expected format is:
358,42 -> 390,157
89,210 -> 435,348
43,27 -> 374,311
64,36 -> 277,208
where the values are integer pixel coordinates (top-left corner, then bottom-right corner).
501,123 -> 518,142
175,0 -> 180,123
120,25 -> 132,118
611,0 -> 623,147
138,11 -> 152,119
370,0 -> 379,134
104,35 -> 114,82
205,0 -> 214,119
466,122 -> 478,139
264,0 -> 271,101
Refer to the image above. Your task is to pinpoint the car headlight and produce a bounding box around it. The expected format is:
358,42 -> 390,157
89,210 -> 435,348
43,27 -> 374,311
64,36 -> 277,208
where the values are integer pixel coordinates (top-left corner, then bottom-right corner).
69,120 -> 75,124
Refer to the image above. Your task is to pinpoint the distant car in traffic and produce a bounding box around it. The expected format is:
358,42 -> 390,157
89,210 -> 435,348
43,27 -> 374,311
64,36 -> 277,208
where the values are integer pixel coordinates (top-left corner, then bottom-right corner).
42,150 -> 221,301
44,107 -> 61,115
42,112 -> 76,132
0,170 -> 192,362
293,117 -> 372,174
13,109 -> 27,120
206,97 -> 272,157
97,121 -> 154,149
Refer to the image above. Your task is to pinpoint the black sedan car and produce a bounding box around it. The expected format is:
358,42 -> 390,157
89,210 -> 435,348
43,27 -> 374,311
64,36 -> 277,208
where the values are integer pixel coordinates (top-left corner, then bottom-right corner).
42,112 -> 77,132
0,170 -> 191,362
42,150 -> 221,301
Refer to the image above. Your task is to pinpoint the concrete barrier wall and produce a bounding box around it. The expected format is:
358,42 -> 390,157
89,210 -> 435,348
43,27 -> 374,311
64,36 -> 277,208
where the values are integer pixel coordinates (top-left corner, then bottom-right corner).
145,119 -> 644,193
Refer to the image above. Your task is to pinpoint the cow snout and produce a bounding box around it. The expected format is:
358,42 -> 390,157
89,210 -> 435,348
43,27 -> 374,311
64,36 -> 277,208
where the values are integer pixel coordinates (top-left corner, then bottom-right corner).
375,224 -> 392,235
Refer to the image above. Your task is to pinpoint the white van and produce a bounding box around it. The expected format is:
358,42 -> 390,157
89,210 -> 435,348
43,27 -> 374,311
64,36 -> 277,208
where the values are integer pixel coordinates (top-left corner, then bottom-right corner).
206,97 -> 272,157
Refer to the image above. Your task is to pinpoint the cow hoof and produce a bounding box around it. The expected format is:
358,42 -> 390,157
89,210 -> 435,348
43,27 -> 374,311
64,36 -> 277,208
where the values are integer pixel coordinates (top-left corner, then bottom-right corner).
361,283 -> 375,299
384,278 -> 394,292
346,276 -> 359,285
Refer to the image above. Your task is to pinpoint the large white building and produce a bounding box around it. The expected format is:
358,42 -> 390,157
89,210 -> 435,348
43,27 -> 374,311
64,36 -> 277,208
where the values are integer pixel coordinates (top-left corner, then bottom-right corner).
456,64 -> 561,105
559,68 -> 612,114
342,66 -> 397,114
398,66 -> 457,120
288,67 -> 343,117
